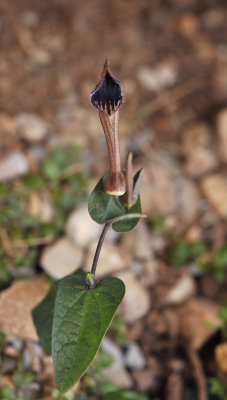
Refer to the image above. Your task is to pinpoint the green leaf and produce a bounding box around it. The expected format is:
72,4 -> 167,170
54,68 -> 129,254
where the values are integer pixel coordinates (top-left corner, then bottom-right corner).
132,169 -> 144,203
88,173 -> 125,224
104,390 -> 149,400
88,171 -> 144,232
52,269 -> 125,392
32,282 -> 58,355
171,240 -> 190,267
112,196 -> 142,232
218,305 -> 227,323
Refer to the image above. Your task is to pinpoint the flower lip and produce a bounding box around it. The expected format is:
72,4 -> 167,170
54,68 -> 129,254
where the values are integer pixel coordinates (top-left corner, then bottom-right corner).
90,59 -> 124,116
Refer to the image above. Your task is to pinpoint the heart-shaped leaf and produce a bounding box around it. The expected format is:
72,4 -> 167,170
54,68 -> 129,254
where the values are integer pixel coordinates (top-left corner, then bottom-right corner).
52,269 -> 125,392
88,173 -> 124,224
32,282 -> 58,355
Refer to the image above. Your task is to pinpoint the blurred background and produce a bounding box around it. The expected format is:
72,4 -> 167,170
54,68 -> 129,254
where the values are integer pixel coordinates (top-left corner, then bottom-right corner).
0,0 -> 227,399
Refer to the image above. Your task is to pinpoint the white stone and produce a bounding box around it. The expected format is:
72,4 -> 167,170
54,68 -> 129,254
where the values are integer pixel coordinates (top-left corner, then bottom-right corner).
15,113 -> 49,143
201,174 -> 227,217
40,237 -> 83,279
101,337 -> 132,388
66,205 -> 102,248
138,62 -> 178,92
163,274 -> 196,306
124,342 -> 146,370
0,151 -> 29,182
118,272 -> 151,323
84,240 -> 131,278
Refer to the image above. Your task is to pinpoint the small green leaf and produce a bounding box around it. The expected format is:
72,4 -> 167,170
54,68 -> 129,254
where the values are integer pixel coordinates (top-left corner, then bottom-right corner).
88,173 -> 125,224
132,169 -> 144,203
104,390 -> 149,400
171,240 -> 190,267
88,172 -> 144,232
32,282 -> 58,355
52,269 -> 125,392
112,196 -> 142,232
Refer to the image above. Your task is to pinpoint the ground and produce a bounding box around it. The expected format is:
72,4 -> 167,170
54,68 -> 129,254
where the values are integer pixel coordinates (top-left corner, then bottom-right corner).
0,0 -> 227,399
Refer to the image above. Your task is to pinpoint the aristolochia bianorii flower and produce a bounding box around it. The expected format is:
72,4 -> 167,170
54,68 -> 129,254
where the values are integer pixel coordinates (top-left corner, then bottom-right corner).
90,60 -> 126,196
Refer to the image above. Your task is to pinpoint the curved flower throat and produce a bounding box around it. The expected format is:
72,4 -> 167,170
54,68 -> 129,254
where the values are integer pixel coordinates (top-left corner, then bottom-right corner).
90,60 -> 126,196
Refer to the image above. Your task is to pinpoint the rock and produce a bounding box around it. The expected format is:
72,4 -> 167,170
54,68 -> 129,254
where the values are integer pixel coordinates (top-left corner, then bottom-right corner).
121,221 -> 152,261
0,375 -> 14,390
0,151 -> 29,182
141,153 -> 200,224
178,13 -> 199,38
163,274 -> 196,306
66,205 -> 102,248
40,237 -> 83,279
215,343 -> 227,373
118,271 -> 151,323
140,260 -> 160,288
15,113 -> 49,143
177,297 -> 220,350
141,155 -> 178,216
0,276 -> 48,340
138,61 -> 178,92
201,174 -> 227,217
182,123 -> 218,177
25,341 -> 43,372
84,240 -> 131,278
101,337 -> 132,388
174,177 -> 200,225
124,342 -> 146,370
28,192 -> 56,223
0,356 -> 17,374
185,225 -> 202,242
216,109 -> 227,163
0,112 -> 15,134
17,382 -> 42,399
132,357 -> 162,392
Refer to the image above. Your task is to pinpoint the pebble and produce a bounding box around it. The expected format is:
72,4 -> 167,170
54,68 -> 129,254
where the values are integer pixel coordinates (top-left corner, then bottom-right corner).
15,112 -> 49,143
174,177 -> 200,225
124,341 -> 146,370
216,108 -> 227,163
215,343 -> 227,373
163,274 -> 196,306
101,337 -> 132,388
17,382 -> 42,399
40,237 -> 83,279
66,205 -> 102,248
0,356 -> 17,374
141,153 -> 200,224
201,174 -> 227,218
121,221 -> 153,261
84,240 -> 131,278
138,61 -> 178,92
182,123 -> 218,177
28,192 -> 56,223
0,151 -> 29,182
118,271 -> 151,323
132,357 -> 162,392
0,276 -> 49,341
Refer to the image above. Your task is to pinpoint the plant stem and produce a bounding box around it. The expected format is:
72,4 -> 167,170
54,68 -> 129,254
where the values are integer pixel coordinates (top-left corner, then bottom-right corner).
91,222 -> 111,276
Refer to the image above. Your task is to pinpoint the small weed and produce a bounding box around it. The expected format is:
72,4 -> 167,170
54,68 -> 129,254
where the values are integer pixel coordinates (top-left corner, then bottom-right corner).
209,378 -> 227,399
171,240 -> 207,267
